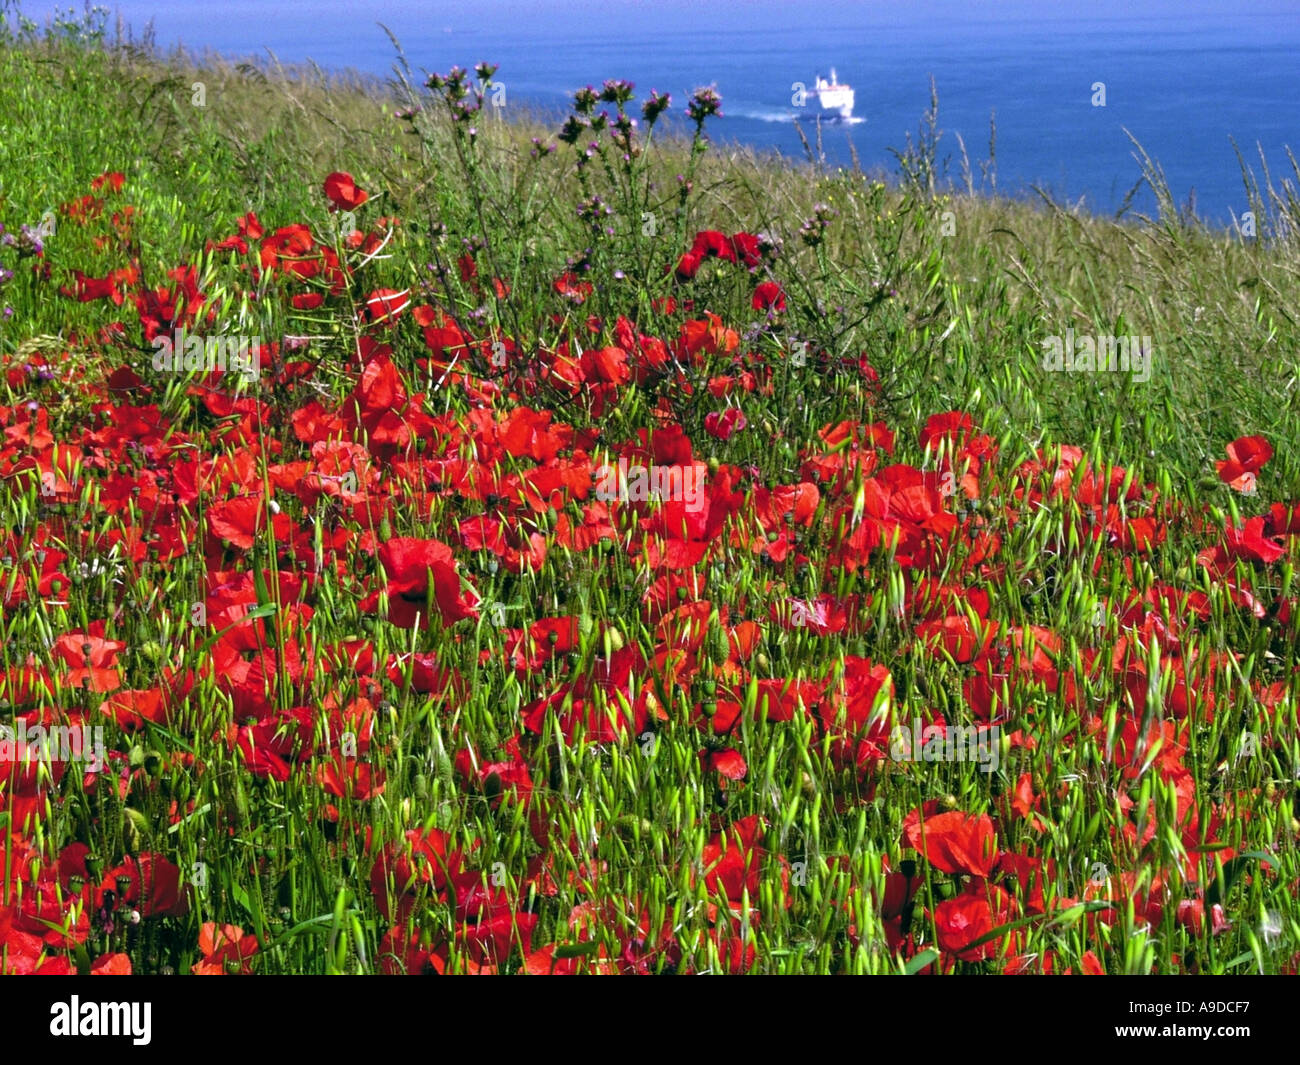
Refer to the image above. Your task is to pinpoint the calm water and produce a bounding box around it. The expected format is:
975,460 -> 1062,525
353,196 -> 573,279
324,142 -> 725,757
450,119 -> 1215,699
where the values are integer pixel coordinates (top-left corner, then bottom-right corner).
28,0 -> 1300,225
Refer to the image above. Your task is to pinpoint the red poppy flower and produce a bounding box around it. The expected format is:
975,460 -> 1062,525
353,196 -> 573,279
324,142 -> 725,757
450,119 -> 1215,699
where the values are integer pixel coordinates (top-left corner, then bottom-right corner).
455,736 -> 533,806
61,269 -> 126,304
90,171 -> 125,193
520,688 -> 648,744
192,923 -> 259,975
206,495 -> 266,551
700,747 -> 747,780
933,883 -> 1015,962
0,909 -> 47,974
457,908 -> 540,967
1197,516 -> 1285,572
316,756 -> 385,800
212,210 -> 263,253
1268,502 -> 1300,536
680,312 -> 739,357
704,407 -> 748,441
691,230 -> 736,263
553,272 -> 592,302
699,815 -> 778,905
730,231 -> 762,267
919,410 -> 978,451
378,924 -> 445,975
915,614 -> 998,664
323,171 -> 369,212
365,537 -> 479,628
902,808 -> 999,878
362,288 -> 410,325
51,633 -> 125,692
90,953 -> 133,975
97,853 -> 188,918
342,352 -> 411,451
751,281 -> 785,312
1215,434 -> 1271,493
674,250 -> 702,280
369,827 -> 467,922
259,223 -> 315,270
101,687 -> 169,730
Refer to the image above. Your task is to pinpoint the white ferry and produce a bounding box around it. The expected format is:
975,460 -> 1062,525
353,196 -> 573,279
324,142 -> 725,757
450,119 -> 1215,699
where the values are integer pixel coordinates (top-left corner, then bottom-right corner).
813,69 -> 854,120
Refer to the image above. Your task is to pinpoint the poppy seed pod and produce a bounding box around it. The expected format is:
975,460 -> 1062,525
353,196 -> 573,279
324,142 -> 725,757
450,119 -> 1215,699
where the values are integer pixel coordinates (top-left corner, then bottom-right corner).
706,614 -> 731,666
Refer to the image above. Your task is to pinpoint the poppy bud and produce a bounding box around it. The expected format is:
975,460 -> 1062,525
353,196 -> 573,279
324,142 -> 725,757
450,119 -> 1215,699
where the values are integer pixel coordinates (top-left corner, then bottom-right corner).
706,615 -> 731,665
123,807 -> 150,852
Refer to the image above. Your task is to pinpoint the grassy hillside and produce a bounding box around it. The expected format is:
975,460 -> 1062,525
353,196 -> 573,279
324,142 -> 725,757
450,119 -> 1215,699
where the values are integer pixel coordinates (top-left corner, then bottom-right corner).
1,5 -> 1299,975
3,14 -> 1298,483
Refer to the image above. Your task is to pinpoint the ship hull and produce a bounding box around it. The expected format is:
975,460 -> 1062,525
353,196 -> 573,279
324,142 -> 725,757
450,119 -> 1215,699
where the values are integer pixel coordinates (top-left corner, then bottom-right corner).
811,75 -> 854,120
814,94 -> 854,121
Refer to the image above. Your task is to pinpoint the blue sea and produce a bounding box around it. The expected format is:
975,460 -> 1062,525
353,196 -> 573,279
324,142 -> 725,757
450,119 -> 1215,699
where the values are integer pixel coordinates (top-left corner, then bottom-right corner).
23,0 -> 1300,226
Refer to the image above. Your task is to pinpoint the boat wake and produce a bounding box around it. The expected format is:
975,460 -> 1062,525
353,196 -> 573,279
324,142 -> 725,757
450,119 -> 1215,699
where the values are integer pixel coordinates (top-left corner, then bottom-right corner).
729,108 -> 866,125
